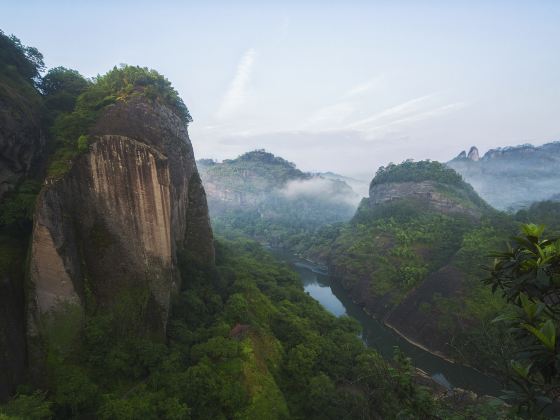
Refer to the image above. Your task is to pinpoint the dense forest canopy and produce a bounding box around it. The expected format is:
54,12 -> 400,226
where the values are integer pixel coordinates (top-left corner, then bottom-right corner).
1,27 -> 560,419
371,160 -> 466,188
45,64 -> 193,178
0,30 -> 44,87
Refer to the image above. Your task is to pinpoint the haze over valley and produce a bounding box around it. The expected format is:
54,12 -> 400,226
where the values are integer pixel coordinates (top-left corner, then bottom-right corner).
1,2 -> 560,419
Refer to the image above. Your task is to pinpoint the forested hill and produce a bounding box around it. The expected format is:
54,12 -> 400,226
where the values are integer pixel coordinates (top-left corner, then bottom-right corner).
2,30 -> 504,419
198,150 -> 360,251
306,161 -> 515,372
448,142 -> 560,211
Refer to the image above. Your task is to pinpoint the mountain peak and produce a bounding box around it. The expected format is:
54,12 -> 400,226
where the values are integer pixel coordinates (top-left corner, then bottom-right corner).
467,146 -> 480,161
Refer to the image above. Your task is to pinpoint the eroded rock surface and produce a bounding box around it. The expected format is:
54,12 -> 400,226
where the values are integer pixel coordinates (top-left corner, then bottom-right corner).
0,83 -> 45,199
369,180 -> 482,219
28,96 -> 214,341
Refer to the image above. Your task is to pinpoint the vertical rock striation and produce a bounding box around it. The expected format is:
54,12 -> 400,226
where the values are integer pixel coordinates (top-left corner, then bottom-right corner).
28,96 -> 214,347
0,82 -> 46,199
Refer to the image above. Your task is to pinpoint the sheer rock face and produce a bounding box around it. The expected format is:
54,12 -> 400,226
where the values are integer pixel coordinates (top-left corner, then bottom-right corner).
28,96 -> 214,340
467,146 -> 479,161
0,83 -> 46,199
0,81 -> 45,400
368,180 -> 482,219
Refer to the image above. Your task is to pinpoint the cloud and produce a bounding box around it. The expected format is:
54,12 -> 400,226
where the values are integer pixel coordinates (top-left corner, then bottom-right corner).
344,94 -> 465,139
304,102 -> 355,128
216,48 -> 256,120
279,177 -> 361,206
345,77 -> 383,97
346,94 -> 438,129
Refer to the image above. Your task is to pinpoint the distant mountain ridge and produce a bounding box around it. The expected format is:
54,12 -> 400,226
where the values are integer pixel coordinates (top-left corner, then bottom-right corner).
197,150 -> 360,250
448,141 -> 560,210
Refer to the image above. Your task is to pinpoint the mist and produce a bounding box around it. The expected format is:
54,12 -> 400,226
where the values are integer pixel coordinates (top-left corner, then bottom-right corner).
279,177 -> 362,207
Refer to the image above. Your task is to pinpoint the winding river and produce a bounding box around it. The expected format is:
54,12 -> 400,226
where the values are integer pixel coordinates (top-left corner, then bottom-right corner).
276,252 -> 503,397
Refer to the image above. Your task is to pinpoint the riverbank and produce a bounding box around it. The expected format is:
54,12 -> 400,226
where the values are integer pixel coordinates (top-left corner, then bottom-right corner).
276,250 -> 504,397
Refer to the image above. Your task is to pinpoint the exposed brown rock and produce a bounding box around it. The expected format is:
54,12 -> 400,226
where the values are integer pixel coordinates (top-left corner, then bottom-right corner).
0,81 -> 46,199
368,180 -> 482,219
28,96 -> 214,348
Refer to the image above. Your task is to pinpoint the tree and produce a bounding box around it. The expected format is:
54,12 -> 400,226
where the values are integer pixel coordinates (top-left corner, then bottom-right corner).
0,30 -> 44,85
486,224 -> 560,417
41,67 -> 89,116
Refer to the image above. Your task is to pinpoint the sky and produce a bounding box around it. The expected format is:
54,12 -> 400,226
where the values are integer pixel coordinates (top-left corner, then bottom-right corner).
3,0 -> 560,179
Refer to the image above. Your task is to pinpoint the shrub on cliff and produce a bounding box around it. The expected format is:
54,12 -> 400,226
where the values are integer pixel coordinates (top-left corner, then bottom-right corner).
46,65 -> 193,178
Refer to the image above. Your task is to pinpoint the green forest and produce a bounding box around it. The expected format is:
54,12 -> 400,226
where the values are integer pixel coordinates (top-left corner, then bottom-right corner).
1,26 -> 560,420
1,238 -> 505,419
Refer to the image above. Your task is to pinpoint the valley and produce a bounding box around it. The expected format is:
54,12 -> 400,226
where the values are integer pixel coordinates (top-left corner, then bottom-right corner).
274,251 -> 503,397
1,23 -> 559,419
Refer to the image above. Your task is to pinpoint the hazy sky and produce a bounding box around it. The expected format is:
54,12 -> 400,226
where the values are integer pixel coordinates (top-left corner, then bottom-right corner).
3,1 -> 559,179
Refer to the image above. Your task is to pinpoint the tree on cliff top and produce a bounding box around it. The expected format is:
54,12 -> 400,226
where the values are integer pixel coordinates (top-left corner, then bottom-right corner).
0,30 -> 44,87
92,65 -> 192,124
41,67 -> 89,118
46,64 -> 193,178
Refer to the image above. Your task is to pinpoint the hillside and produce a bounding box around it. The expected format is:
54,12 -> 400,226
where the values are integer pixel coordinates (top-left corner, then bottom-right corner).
198,150 -> 360,252
448,142 -> 560,211
0,30 -> 506,420
311,161 -> 516,371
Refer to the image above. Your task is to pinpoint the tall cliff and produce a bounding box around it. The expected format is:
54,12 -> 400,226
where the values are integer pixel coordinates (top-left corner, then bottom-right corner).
28,93 -> 214,366
0,32 -> 46,400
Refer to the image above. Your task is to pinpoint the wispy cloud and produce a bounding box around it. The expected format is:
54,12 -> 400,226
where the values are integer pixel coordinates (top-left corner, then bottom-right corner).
299,91 -> 464,140
216,48 -> 256,120
345,77 -> 383,97
304,102 -> 355,128
342,93 -> 465,139
346,94 -> 438,129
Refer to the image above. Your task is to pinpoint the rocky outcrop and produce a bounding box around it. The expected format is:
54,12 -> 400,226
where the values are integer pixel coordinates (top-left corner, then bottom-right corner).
28,96 -> 214,344
467,146 -> 479,161
0,79 -> 45,400
0,81 -> 46,199
327,162 -> 493,364
368,180 -> 482,219
455,150 -> 467,160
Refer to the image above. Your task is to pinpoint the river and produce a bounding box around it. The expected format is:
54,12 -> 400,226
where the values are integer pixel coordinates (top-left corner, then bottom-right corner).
276,252 -> 503,397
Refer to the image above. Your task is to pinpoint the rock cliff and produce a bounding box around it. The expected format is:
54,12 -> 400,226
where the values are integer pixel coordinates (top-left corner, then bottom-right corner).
368,180 -> 483,219
467,146 -> 479,161
327,161 -> 501,364
0,75 -> 46,199
28,95 -> 214,346
0,72 -> 45,400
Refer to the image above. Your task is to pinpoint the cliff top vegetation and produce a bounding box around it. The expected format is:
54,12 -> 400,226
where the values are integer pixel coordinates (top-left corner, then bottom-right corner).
47,65 -> 192,178
371,160 -> 466,188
